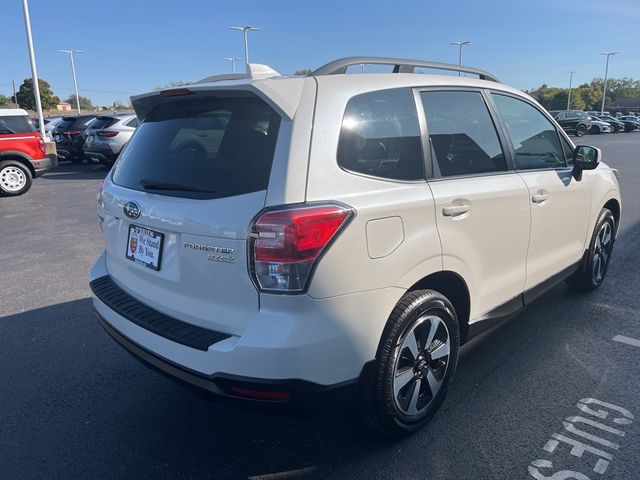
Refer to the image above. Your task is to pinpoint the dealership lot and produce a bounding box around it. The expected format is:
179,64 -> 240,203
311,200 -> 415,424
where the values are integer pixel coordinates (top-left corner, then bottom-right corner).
1,133 -> 639,479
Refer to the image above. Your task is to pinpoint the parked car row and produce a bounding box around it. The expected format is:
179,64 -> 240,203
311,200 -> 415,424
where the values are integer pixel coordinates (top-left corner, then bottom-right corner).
548,109 -> 640,136
50,113 -> 138,166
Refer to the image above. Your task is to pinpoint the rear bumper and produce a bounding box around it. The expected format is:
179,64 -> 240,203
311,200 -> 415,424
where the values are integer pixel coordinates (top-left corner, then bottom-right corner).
84,147 -> 116,164
29,156 -> 54,177
96,312 -> 365,416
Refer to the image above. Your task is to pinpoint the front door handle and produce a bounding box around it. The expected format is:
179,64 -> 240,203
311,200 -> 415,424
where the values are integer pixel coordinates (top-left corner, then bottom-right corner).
442,204 -> 471,217
532,192 -> 549,204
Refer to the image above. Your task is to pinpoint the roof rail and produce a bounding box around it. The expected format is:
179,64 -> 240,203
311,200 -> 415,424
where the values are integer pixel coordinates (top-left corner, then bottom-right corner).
311,56 -> 500,82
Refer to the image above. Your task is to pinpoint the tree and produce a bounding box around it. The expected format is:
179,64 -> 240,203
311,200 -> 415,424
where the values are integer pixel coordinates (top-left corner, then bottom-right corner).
66,94 -> 93,111
15,78 -> 59,110
293,69 -> 312,76
0,94 -> 11,107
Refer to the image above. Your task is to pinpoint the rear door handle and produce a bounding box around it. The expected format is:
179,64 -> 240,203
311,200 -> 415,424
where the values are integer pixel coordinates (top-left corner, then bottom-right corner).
442,204 -> 471,217
532,192 -> 549,204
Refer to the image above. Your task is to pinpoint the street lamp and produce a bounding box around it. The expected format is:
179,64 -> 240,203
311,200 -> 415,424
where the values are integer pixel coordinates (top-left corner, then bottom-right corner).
57,49 -> 84,114
600,52 -> 619,115
21,0 -> 45,136
224,57 -> 242,74
566,71 -> 576,110
450,41 -> 471,75
229,26 -> 260,73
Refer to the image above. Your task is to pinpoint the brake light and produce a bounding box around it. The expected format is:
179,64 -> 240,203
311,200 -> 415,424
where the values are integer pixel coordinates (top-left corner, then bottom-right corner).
160,88 -> 193,97
97,130 -> 119,137
37,135 -> 46,155
249,204 -> 354,293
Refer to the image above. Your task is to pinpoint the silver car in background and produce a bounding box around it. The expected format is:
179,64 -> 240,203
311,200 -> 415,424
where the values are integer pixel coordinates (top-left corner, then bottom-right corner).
84,114 -> 138,166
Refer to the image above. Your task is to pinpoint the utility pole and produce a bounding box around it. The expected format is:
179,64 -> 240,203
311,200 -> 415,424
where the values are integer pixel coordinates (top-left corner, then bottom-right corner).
450,41 -> 471,75
12,80 -> 19,108
566,71 -> 575,110
224,57 -> 242,74
600,52 -> 619,115
21,0 -> 45,136
57,49 -> 84,114
229,26 -> 260,73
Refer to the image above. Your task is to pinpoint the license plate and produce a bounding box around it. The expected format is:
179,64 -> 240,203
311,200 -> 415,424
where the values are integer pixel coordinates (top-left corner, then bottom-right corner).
126,225 -> 164,271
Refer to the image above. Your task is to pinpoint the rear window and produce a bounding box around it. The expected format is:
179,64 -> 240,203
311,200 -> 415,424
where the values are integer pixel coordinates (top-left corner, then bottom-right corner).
0,115 -> 36,134
88,116 -> 118,130
112,94 -> 281,199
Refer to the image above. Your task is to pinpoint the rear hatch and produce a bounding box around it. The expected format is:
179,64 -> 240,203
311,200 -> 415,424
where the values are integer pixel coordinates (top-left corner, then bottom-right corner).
100,91 -> 282,335
54,116 -> 95,152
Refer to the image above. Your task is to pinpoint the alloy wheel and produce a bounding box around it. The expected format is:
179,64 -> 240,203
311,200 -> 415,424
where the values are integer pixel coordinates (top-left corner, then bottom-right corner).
392,314 -> 451,416
593,220 -> 613,283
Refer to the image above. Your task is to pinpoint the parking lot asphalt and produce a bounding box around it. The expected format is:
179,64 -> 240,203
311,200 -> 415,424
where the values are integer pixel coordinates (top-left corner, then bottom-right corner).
1,133 -> 639,480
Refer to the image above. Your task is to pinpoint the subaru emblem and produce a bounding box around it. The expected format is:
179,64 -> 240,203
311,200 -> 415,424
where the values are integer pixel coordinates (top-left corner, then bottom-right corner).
123,201 -> 141,219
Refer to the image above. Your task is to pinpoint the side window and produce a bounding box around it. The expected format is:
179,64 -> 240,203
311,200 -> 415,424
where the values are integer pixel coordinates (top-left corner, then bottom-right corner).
337,88 -> 424,181
420,90 -> 507,177
491,94 -> 566,170
126,118 -> 139,128
560,135 -> 574,166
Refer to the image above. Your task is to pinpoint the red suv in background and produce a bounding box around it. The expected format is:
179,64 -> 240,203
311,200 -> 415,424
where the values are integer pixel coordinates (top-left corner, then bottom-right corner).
0,109 -> 54,196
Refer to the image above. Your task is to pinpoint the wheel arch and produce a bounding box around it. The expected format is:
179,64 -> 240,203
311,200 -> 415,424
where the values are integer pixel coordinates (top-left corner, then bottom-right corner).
603,198 -> 620,235
0,152 -> 36,177
407,270 -> 471,343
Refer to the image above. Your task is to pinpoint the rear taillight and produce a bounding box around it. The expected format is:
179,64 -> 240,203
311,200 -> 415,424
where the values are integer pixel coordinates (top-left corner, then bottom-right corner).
249,204 -> 354,293
64,130 -> 82,135
97,130 -> 119,137
37,135 -> 46,155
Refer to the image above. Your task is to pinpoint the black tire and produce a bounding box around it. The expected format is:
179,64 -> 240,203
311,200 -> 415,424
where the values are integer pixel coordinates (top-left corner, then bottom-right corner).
369,289 -> 460,437
0,160 -> 33,196
567,208 -> 615,292
575,124 -> 587,137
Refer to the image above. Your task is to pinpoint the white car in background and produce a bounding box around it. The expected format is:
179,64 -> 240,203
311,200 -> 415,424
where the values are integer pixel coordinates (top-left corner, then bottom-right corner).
84,114 -> 138,166
90,57 -> 621,436
589,116 -> 614,134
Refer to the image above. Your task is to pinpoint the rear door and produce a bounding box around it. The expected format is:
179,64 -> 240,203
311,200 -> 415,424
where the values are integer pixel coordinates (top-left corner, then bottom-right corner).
419,89 -> 530,319
99,92 -> 282,335
489,93 -> 591,291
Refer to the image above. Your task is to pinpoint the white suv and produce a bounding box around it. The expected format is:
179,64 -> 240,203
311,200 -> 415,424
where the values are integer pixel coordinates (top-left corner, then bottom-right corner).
90,57 -> 621,436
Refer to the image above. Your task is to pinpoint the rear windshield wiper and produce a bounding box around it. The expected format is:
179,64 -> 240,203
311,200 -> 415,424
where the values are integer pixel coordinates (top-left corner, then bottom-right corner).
138,178 -> 216,193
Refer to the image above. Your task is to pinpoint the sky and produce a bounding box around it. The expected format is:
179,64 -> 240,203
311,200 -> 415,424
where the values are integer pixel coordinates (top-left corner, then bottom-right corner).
2,0 -> 639,106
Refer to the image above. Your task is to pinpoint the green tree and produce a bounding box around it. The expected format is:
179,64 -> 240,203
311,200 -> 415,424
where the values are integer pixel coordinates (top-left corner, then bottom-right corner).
293,69 -> 313,76
15,78 -> 60,110
0,94 -> 11,107
66,94 -> 93,111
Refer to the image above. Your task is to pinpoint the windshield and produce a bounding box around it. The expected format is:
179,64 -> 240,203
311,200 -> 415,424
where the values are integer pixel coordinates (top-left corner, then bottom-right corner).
112,93 -> 281,200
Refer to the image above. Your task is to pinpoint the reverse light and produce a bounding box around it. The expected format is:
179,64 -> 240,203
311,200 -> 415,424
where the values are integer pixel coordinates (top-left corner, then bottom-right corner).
249,204 -> 354,293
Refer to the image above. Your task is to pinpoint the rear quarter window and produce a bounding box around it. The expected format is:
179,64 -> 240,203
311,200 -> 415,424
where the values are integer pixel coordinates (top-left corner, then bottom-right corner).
0,116 -> 36,134
112,93 -> 281,200
337,88 -> 424,181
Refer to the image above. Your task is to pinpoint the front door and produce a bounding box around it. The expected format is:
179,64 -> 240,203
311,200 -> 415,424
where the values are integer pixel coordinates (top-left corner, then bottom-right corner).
489,93 -> 591,291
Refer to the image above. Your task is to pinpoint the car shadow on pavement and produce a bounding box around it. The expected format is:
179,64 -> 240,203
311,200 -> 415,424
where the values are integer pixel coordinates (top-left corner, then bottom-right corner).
2,221 -> 639,480
42,162 -> 110,181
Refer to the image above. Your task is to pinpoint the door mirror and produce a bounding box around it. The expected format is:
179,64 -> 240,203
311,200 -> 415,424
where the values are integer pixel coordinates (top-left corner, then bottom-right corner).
573,145 -> 600,170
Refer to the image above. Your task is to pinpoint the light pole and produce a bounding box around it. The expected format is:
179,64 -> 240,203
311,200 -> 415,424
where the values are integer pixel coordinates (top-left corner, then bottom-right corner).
450,41 -> 471,75
224,57 -> 242,74
600,52 -> 618,115
21,0 -> 45,136
57,49 -> 84,114
229,26 -> 260,73
566,71 -> 575,110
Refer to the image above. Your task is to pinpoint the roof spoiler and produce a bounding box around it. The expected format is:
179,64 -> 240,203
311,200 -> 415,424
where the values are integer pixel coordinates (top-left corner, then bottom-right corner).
197,63 -> 282,84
